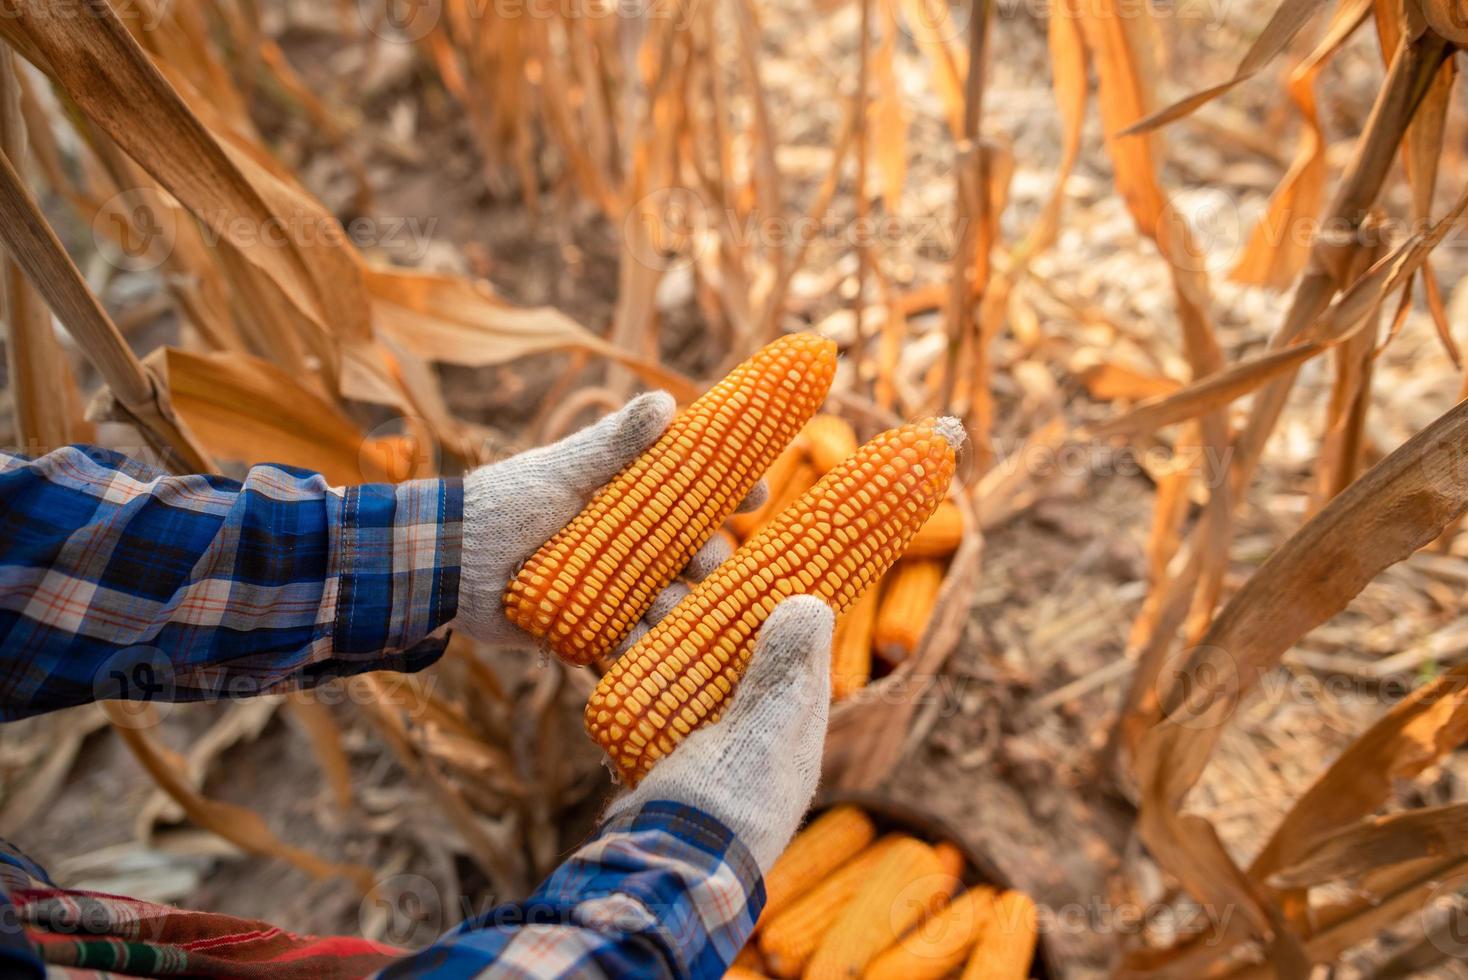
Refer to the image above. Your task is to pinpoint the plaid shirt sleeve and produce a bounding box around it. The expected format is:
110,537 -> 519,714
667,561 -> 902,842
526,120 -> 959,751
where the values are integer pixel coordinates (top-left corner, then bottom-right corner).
0,446 -> 462,721
378,801 -> 764,980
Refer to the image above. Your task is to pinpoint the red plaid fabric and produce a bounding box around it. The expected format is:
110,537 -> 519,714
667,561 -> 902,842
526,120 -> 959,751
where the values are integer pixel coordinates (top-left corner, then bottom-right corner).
13,881 -> 404,979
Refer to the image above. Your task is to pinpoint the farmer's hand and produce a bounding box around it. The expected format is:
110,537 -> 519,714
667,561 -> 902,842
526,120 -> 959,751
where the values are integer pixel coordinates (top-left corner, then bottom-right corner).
455,392 -> 767,647
604,595 -> 836,872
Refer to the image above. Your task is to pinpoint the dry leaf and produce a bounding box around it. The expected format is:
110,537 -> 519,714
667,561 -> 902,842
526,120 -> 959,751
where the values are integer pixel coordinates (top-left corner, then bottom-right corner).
1269,803 -> 1468,889
0,129 -> 210,470
895,0 -> 967,137
1231,0 -> 1371,287
110,710 -> 375,893
0,0 -> 370,371
1075,360 -> 1181,401
1098,190 -> 1468,439
1014,0 -> 1088,262
871,0 -> 908,213
286,696 -> 355,812
1251,661 -> 1468,885
1073,0 -> 1223,415
1227,31 -> 1452,492
1400,56 -> 1459,365
147,347 -> 390,485
1091,343 -> 1318,439
1313,263 -> 1382,505
1122,0 -> 1328,135
1308,184 -> 1468,340
365,265 -> 697,398
0,47 -> 72,451
1134,396 -> 1468,951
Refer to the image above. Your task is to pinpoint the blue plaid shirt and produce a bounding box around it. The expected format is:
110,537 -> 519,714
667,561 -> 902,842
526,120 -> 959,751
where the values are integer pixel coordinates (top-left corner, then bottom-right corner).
0,446 -> 762,979
0,446 -> 461,717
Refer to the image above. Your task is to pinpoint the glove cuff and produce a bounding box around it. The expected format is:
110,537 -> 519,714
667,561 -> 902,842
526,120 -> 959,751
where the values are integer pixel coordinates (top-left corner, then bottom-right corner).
456,467 -> 512,644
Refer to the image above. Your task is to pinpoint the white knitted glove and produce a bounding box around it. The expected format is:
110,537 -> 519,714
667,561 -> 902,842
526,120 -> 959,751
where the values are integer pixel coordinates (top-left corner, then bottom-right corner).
455,392 -> 765,646
605,595 -> 836,872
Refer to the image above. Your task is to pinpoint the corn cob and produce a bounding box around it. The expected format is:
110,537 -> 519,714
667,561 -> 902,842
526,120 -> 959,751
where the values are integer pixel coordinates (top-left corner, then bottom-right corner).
906,499 -> 963,558
830,585 -> 879,702
873,558 -> 946,666
804,413 -> 858,472
758,836 -> 906,977
727,441 -> 807,538
960,890 -> 1038,980
759,805 -> 876,926
934,840 -> 966,879
587,418 -> 963,785
505,334 -> 836,664
804,837 -> 949,979
866,886 -> 998,980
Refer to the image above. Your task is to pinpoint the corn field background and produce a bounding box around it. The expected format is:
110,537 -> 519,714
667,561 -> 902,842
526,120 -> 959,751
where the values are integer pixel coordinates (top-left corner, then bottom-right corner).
5,0 -> 1468,975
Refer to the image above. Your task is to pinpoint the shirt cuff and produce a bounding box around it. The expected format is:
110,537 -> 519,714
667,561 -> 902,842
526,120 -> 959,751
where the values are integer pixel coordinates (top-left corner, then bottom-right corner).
592,799 -> 766,919
555,800 -> 765,972
331,476 -> 463,657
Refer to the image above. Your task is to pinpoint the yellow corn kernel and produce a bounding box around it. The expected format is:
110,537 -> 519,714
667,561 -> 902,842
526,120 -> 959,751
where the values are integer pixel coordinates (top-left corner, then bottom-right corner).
866,887 -> 998,980
804,838 -> 950,979
587,418 -> 963,785
505,334 -> 836,665
906,499 -> 963,558
758,805 -> 875,928
872,559 -> 946,666
804,413 -> 858,472
960,890 -> 1038,980
830,585 -> 879,702
758,836 -> 906,978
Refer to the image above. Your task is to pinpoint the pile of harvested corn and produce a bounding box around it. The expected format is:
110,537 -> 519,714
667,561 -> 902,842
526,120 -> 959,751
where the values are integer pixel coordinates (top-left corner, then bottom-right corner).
728,804 -> 1039,979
